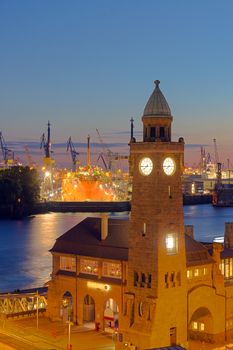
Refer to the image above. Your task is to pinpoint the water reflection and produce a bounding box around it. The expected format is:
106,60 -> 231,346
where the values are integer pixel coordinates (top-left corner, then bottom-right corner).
184,204 -> 233,242
0,213 -> 88,292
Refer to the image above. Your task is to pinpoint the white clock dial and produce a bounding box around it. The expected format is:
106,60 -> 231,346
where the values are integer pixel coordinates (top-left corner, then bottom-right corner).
139,157 -> 153,176
163,157 -> 175,175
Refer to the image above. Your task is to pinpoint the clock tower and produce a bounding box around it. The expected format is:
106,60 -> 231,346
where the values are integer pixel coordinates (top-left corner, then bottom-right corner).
118,81 -> 187,350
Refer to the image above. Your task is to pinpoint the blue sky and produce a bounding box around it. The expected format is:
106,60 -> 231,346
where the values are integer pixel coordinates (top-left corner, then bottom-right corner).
0,0 -> 233,168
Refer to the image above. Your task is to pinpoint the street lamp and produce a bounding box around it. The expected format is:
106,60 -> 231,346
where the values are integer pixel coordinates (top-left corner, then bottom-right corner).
36,290 -> 39,329
66,319 -> 74,350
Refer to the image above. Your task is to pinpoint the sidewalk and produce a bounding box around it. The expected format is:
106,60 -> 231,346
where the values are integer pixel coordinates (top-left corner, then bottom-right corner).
0,317 -> 116,350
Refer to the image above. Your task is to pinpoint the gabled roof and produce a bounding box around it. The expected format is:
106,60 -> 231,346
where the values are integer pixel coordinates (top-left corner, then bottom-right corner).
143,80 -> 172,117
51,216 -> 214,267
50,217 -> 129,261
185,234 -> 214,266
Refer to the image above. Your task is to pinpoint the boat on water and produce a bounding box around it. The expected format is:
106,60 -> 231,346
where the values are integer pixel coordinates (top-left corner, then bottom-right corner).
212,183 -> 233,207
61,165 -> 129,201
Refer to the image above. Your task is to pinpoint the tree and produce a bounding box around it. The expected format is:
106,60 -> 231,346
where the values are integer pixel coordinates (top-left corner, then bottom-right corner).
0,166 -> 40,217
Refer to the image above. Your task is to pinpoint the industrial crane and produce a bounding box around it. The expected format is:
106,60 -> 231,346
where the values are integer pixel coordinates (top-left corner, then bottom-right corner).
67,137 -> 79,172
0,131 -> 14,166
40,121 -> 54,167
95,128 -> 128,171
213,138 -> 222,185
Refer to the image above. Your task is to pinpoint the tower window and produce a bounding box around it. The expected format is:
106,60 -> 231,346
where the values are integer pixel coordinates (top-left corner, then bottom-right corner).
148,274 -> 152,288
160,127 -> 165,139
150,127 -> 156,138
141,273 -> 146,287
165,233 -> 178,255
134,271 -> 139,286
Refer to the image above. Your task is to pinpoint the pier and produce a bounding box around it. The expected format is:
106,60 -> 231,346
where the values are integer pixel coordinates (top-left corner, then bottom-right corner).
33,200 -> 131,214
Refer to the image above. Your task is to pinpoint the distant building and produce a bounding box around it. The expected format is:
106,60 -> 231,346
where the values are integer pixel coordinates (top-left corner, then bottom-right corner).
47,81 -> 233,350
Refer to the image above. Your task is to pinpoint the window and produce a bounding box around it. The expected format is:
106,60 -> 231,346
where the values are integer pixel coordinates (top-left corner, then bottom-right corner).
148,274 -> 152,288
150,127 -> 156,138
60,256 -> 76,272
219,260 -> 224,276
160,127 -> 165,138
187,269 -> 192,279
80,259 -> 99,275
134,271 -> 139,286
194,268 -> 199,277
203,267 -> 208,276
192,321 -> 198,330
102,262 -> 122,279
166,234 -> 178,255
200,323 -> 205,331
141,273 -> 146,287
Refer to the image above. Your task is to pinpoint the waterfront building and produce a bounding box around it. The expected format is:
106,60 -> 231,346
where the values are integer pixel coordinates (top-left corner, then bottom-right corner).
47,81 -> 233,349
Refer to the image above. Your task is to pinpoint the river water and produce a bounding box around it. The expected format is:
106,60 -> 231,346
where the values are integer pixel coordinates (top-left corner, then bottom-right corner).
0,204 -> 233,293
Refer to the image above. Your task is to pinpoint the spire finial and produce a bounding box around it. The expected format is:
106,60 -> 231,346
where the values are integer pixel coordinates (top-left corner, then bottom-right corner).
154,80 -> 160,87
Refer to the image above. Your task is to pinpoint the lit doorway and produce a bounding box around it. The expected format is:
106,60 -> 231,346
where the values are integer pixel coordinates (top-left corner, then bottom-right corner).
61,291 -> 73,322
83,294 -> 95,329
104,298 -> 119,333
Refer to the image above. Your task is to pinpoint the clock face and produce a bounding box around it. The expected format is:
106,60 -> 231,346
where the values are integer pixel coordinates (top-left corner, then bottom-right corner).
163,157 -> 175,175
139,157 -> 153,176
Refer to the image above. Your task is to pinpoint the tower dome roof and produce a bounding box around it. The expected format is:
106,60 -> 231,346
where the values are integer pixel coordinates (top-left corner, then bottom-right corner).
143,80 -> 171,117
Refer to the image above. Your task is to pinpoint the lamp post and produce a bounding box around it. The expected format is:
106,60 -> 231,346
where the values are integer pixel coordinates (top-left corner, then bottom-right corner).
66,319 -> 74,350
36,290 -> 39,329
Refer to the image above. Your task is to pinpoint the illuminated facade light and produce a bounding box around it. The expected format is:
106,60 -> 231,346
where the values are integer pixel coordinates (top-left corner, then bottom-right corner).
87,281 -> 110,291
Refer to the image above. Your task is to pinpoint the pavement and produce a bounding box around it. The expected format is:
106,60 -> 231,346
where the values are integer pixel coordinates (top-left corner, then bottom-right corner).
0,316 -> 116,350
1,317 -> 233,350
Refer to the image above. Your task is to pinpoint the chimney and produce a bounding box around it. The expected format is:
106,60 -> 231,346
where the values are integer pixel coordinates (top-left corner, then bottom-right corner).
101,213 -> 108,240
224,222 -> 233,248
185,225 -> 194,239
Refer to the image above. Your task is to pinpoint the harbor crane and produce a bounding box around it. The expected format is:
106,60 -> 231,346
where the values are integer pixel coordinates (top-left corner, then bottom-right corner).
213,138 -> 222,185
95,128 -> 128,171
40,121 -> 54,167
67,137 -> 79,172
0,131 -> 14,166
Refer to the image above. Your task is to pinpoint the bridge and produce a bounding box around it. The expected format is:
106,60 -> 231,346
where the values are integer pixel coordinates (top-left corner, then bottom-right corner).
0,287 -> 47,318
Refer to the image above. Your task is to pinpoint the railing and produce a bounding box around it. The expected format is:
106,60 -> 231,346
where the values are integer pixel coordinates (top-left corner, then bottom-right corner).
0,289 -> 47,318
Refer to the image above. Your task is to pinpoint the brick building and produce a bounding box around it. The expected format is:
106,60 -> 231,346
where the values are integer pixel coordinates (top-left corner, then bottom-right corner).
47,81 -> 233,350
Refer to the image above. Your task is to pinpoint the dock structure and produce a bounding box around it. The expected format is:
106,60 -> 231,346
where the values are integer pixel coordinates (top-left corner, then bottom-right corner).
0,287 -> 47,319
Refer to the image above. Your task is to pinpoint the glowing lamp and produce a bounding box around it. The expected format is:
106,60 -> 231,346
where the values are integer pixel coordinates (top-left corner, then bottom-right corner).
87,281 -> 110,291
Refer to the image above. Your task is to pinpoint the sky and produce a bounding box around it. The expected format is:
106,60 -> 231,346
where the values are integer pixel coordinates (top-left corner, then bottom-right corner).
0,0 -> 233,169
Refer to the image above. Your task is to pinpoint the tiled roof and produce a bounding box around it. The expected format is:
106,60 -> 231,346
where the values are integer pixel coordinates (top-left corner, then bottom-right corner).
50,217 -> 129,261
185,234 -> 214,266
51,217 -> 214,266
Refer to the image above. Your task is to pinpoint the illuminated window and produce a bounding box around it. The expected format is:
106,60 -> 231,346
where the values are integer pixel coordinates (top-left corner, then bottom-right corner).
102,262 -> 122,279
80,259 -> 99,275
187,269 -> 192,279
219,261 -> 224,276
192,321 -> 198,330
203,267 -> 208,275
230,258 -> 233,277
60,256 -> 76,272
226,259 -> 230,278
200,323 -> 205,331
194,268 -> 199,277
165,234 -> 178,255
